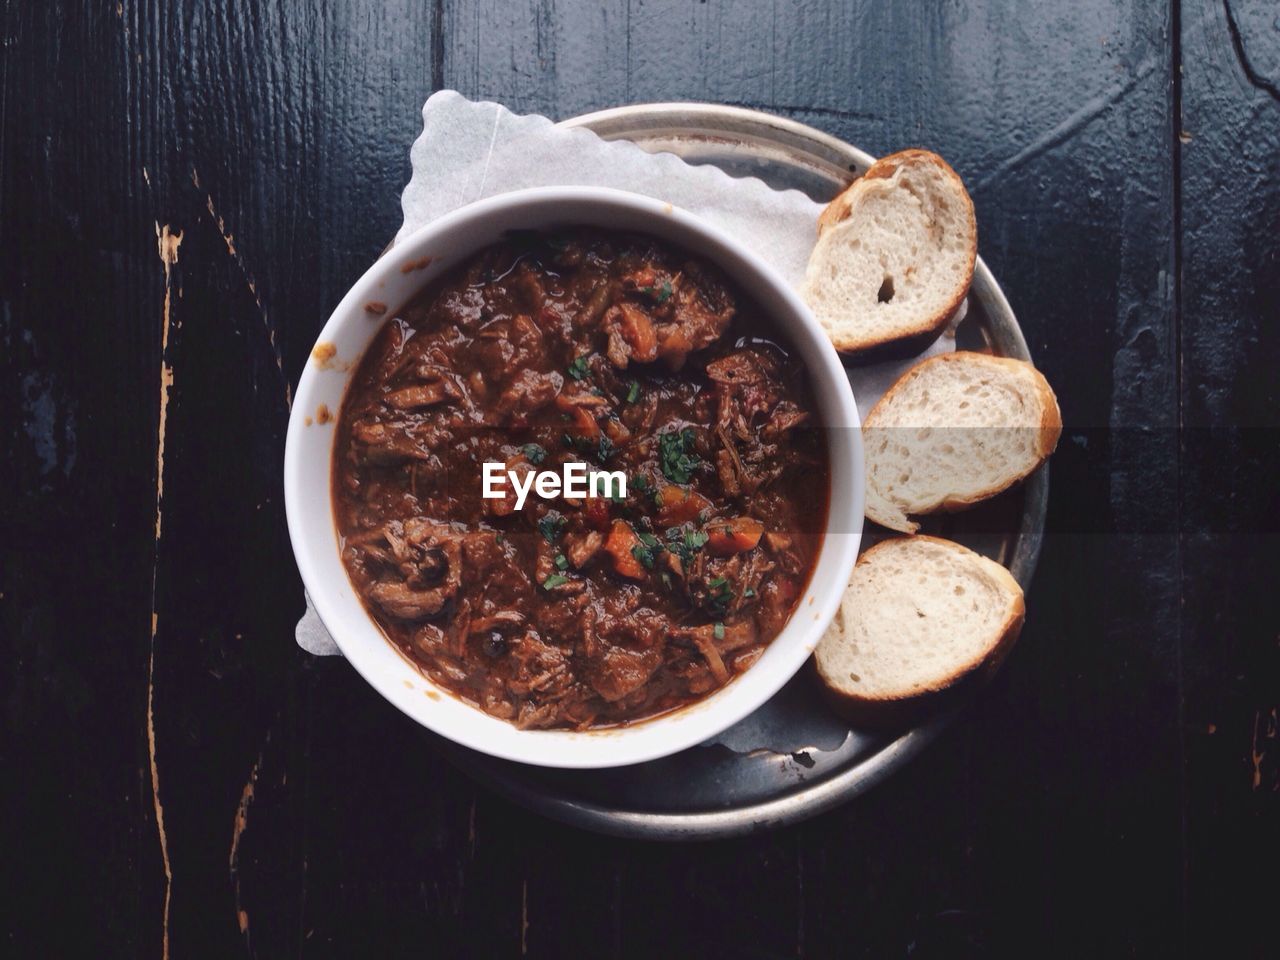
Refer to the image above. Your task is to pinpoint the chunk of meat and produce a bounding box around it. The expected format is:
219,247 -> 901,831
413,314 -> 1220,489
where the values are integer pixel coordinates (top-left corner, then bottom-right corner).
673,619 -> 758,654
575,278 -> 615,328
385,378 -> 460,409
585,644 -> 663,702
506,633 -> 573,717
761,401 -> 810,440
714,424 -> 758,494
496,369 -> 563,418
350,420 -> 438,463
566,529 -> 604,569
688,631 -> 728,683
603,302 -> 659,368
368,580 -> 451,620
716,448 -> 742,497
654,269 -> 735,369
467,611 -> 525,635
706,349 -> 779,385
366,524 -> 462,619
581,496 -> 612,531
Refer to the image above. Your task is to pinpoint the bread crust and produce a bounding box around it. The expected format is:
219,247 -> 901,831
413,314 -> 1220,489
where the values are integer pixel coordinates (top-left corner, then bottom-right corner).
862,352 -> 1062,532
814,149 -> 977,359
814,536 -> 1025,725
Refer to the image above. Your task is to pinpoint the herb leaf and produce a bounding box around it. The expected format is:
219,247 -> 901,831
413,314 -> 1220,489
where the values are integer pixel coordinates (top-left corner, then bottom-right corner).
705,575 -> 734,615
667,526 -> 708,564
641,279 -> 673,303
626,380 -> 641,404
658,427 -> 700,484
631,544 -> 657,570
523,443 -> 547,465
542,574 -> 569,590
538,511 -> 567,543
567,355 -> 590,381
554,553 -> 568,571
713,622 -> 725,641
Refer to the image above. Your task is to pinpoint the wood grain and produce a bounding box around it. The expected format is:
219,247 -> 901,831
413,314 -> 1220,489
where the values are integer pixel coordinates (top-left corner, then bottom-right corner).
1,1 -> 1275,957
1179,1 -> 1279,956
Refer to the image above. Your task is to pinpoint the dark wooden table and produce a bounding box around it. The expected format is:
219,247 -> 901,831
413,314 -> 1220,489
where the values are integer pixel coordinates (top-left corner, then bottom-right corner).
3,1 -> 1277,957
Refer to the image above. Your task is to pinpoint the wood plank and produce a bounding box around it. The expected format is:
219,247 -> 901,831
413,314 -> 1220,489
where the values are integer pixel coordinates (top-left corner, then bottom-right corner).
1178,2 -> 1280,956
1,2 -> 165,955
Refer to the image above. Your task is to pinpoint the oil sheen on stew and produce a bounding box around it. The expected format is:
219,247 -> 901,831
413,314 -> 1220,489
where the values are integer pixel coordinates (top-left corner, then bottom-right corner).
333,229 -> 829,729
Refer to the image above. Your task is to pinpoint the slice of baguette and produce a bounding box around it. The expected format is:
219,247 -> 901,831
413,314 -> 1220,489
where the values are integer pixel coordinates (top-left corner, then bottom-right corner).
863,351 -> 1061,533
815,536 -> 1024,718
801,149 -> 976,361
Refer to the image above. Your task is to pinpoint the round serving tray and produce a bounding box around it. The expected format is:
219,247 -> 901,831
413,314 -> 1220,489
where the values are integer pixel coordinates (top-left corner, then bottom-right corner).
437,102 -> 1049,840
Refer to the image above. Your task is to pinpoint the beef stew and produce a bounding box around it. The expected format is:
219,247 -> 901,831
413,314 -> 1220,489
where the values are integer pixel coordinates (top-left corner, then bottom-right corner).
333,229 -> 829,729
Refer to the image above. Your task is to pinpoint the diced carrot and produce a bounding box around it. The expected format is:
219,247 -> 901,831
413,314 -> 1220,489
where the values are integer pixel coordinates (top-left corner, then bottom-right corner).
603,520 -> 646,579
705,517 -> 765,556
555,394 -> 602,441
656,484 -> 712,526
604,417 -> 631,446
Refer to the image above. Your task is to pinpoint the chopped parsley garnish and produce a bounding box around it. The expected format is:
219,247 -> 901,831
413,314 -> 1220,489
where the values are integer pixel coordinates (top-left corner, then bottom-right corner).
667,527 -> 708,564
554,553 -> 568,571
705,576 -> 734,614
637,531 -> 661,549
626,380 -> 641,403
538,511 -> 567,543
541,574 -> 569,590
659,427 -> 700,484
522,443 -> 547,464
597,435 -> 615,463
713,622 -> 725,641
631,544 -> 658,570
567,355 -> 590,380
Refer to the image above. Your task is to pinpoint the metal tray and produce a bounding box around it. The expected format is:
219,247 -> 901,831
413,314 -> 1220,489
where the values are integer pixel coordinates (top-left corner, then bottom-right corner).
438,103 -> 1048,840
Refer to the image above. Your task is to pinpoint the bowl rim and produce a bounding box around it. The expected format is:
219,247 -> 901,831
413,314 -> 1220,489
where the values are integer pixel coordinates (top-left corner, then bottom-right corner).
284,185 -> 863,768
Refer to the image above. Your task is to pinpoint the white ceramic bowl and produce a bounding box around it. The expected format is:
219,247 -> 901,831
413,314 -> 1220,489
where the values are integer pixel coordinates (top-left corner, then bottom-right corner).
285,186 -> 863,768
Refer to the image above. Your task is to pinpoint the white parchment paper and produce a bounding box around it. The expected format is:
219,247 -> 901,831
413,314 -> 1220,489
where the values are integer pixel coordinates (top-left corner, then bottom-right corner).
296,91 -> 954,657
